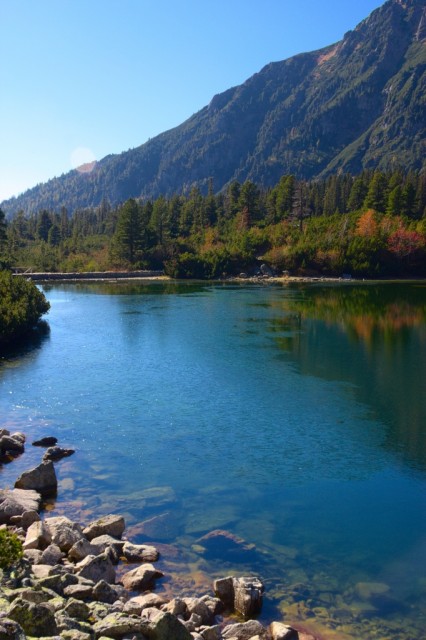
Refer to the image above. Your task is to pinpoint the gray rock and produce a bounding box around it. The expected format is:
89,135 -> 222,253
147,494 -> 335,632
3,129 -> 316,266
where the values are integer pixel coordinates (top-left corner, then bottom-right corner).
7,598 -> 58,636
43,446 -> 75,461
123,592 -> 168,615
68,537 -> 100,562
44,515 -> 85,551
199,625 -> 223,640
0,489 -> 41,525
122,541 -> 159,563
21,510 -> 41,530
213,576 -> 234,608
76,553 -> 116,585
63,598 -> 91,621
233,576 -> 264,618
83,514 -> 125,541
183,598 -> 214,626
269,622 -> 299,640
161,597 -> 188,617
0,617 -> 26,640
41,543 -> 64,566
32,436 -> 58,447
146,610 -> 193,640
214,576 -> 264,618
90,534 -> 124,562
0,435 -> 25,456
92,580 -> 124,604
14,461 -> 57,495
63,584 -> 94,601
222,619 -> 267,639
93,613 -> 149,638
23,520 -> 52,550
60,631 -> 92,640
23,548 -> 43,565
121,563 -> 164,591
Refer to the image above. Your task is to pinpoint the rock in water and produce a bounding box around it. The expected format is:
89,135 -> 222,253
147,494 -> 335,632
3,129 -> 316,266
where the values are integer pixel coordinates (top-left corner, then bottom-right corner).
32,436 -> 58,447
14,461 -> 57,495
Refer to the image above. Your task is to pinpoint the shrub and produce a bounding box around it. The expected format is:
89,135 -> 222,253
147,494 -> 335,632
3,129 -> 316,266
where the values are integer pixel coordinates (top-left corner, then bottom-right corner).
0,529 -> 23,570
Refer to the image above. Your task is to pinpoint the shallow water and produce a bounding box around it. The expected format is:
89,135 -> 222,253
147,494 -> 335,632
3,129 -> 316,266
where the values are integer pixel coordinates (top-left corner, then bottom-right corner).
1,281 -> 425,638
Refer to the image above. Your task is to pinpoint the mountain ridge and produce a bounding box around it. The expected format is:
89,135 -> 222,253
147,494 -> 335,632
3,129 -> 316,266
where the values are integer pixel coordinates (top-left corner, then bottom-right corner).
2,0 -> 425,217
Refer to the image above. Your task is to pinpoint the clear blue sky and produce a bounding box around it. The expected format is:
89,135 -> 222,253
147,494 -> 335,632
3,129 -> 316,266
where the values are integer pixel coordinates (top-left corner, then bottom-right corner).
0,0 -> 384,203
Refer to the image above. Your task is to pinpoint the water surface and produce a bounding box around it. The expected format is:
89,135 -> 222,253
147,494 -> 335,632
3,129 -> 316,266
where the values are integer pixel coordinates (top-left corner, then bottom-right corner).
1,281 -> 425,639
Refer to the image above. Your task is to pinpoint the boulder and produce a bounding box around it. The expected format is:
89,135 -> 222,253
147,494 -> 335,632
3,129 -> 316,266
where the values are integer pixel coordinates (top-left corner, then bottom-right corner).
23,520 -> 52,550
44,516 -> 85,551
43,446 -> 75,461
83,514 -> 125,541
32,436 -> 58,447
121,541 -> 159,562
270,622 -> 299,640
123,592 -> 168,615
7,598 -> 58,637
41,543 -> 64,566
14,461 -> 57,495
213,576 -> 234,609
21,510 -> 41,530
0,617 -> 26,640
63,584 -> 94,601
76,553 -> 116,585
233,576 -> 264,618
23,549 -> 43,565
68,538 -> 100,562
120,563 -> 164,591
145,610 -> 193,640
92,580 -> 124,604
93,613 -> 149,639
183,597 -> 214,626
63,598 -> 91,621
89,534 -> 124,561
214,576 -> 264,618
0,435 -> 25,456
0,489 -> 41,525
222,619 -> 267,639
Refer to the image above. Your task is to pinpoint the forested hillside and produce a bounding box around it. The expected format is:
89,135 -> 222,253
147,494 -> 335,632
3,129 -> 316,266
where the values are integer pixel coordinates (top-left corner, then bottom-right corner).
1,0 -> 425,217
2,170 -> 425,279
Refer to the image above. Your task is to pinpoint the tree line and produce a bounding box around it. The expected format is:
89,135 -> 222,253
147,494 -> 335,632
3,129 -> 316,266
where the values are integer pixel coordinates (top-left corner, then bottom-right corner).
1,169 -> 425,278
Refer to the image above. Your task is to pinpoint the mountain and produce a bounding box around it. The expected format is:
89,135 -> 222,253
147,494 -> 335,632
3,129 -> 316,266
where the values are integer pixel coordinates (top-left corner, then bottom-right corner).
2,0 -> 425,217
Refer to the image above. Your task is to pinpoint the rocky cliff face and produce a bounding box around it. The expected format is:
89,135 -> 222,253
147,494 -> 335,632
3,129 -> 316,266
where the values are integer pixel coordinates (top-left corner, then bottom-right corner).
2,0 -> 425,216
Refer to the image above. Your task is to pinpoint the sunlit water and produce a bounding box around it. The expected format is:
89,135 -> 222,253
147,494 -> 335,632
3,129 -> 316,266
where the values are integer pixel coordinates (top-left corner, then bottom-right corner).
1,281 -> 425,639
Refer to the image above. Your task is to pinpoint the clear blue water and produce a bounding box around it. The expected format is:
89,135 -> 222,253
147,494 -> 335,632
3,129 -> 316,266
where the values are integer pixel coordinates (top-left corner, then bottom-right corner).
1,281 -> 425,638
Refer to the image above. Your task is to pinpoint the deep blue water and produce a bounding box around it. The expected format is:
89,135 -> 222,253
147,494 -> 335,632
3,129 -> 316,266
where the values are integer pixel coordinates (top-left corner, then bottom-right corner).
1,281 -> 425,638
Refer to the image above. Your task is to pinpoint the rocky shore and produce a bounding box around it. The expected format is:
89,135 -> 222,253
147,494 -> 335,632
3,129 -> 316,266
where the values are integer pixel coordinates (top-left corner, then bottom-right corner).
0,429 -> 317,640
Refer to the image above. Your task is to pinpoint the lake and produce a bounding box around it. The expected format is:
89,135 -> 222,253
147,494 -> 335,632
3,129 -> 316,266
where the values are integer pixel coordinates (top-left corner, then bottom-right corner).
1,280 -> 425,639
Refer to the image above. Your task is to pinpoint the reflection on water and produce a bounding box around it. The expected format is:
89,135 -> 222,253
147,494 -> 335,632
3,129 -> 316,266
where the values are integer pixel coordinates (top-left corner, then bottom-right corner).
266,283 -> 426,472
0,281 -> 425,640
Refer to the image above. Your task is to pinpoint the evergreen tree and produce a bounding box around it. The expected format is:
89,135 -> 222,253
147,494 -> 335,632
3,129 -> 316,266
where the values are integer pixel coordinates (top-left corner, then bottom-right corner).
364,171 -> 388,212
113,198 -> 142,266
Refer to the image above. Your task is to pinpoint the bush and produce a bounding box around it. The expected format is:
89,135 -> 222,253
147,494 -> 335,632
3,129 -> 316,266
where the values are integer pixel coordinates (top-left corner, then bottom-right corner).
0,270 -> 50,345
0,529 -> 23,570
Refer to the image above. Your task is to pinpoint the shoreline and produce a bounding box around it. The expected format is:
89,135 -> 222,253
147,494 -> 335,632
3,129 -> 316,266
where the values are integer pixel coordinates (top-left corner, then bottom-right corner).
14,270 -> 426,285
0,430 -> 321,640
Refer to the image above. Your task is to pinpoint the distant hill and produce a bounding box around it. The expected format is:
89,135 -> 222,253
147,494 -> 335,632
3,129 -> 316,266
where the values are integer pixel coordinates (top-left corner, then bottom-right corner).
2,0 -> 425,217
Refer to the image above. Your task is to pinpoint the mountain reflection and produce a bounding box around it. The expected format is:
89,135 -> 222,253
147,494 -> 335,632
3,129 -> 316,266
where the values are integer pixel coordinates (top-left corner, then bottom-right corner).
268,283 -> 426,473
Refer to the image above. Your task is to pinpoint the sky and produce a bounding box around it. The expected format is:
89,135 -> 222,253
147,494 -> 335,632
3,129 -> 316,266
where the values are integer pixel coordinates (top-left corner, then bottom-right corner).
0,0 -> 385,203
